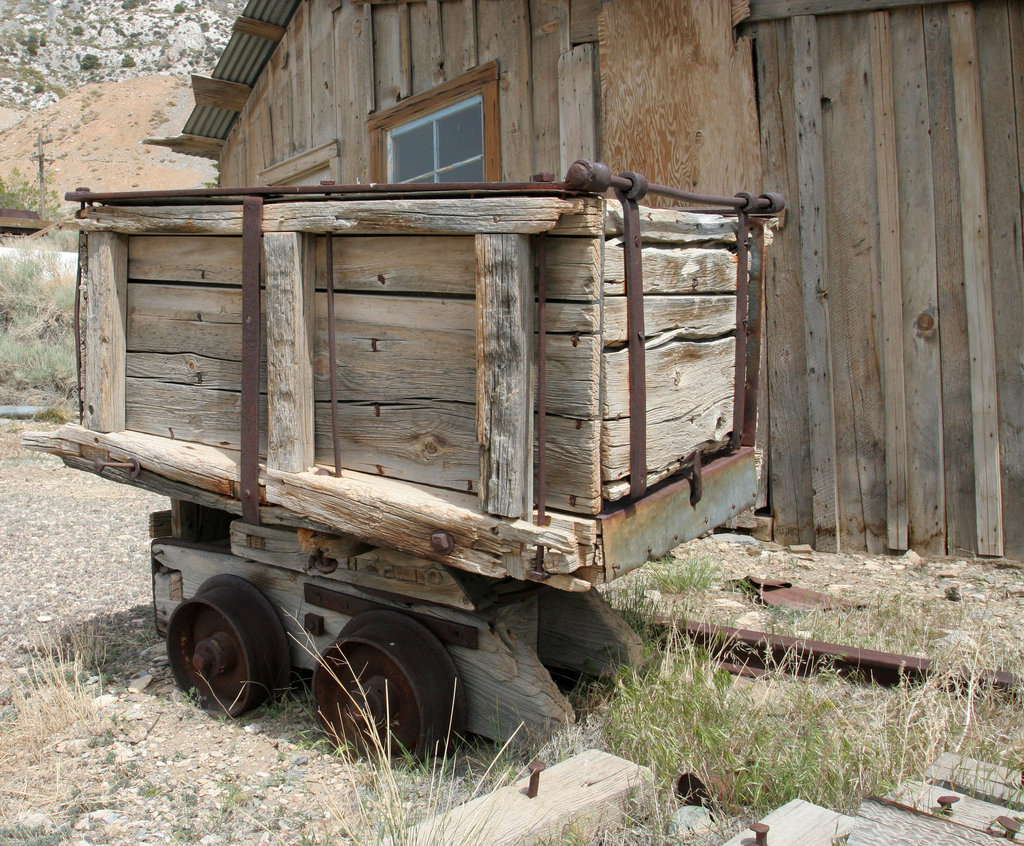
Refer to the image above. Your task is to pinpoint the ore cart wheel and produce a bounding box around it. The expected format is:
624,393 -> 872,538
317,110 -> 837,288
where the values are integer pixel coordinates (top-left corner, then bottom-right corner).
312,609 -> 467,758
167,574 -> 290,717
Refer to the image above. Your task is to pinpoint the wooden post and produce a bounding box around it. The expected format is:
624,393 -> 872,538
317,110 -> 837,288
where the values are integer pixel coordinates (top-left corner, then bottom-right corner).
84,232 -> 128,433
950,3 -> 1003,556
475,233 -> 534,519
264,232 -> 316,474
792,15 -> 839,551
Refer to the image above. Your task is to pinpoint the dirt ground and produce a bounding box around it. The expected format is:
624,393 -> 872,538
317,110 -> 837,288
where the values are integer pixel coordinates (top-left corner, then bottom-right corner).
1,419 -> 1022,844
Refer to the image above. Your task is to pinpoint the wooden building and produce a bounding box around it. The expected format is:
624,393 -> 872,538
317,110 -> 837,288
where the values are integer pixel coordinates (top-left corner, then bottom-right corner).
150,0 -> 1024,559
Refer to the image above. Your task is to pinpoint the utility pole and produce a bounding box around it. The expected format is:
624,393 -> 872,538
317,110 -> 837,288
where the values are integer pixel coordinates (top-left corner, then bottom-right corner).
30,132 -> 53,219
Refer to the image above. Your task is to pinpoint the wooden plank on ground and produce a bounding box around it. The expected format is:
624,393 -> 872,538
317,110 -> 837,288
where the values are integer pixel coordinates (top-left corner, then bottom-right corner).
869,10 -> 909,551
923,4 -> 974,554
85,232 -> 128,433
848,796 -> 997,845
890,6 -> 944,554
889,781 -> 1022,835
720,798 -> 857,845
401,749 -> 652,846
264,232 -> 316,473
925,752 -> 1024,808
791,15 -> 838,550
475,234 -> 534,518
949,1 -> 1003,556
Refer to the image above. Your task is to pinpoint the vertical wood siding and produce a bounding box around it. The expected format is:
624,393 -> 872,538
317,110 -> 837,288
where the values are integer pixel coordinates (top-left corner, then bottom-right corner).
757,0 -> 1023,556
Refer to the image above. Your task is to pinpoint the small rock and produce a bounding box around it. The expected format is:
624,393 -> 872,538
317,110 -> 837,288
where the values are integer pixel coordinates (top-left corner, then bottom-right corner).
89,810 -> 119,825
902,549 -> 923,567
935,631 -> 975,650
789,543 -> 814,554
199,836 -> 223,845
17,811 -> 49,830
244,722 -> 264,734
94,694 -> 118,709
715,599 -> 747,611
666,804 -> 714,835
128,674 -> 152,693
290,753 -> 309,766
715,532 -> 761,547
35,614 -> 53,623
969,609 -> 993,621
735,612 -> 763,630
945,586 -> 962,602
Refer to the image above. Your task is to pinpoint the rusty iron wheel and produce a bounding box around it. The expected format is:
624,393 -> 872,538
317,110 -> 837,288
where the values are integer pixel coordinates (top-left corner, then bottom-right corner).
166,574 -> 290,717
312,609 -> 466,758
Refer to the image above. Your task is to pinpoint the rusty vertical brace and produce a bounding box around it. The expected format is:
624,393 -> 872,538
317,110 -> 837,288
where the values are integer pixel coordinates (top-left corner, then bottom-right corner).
325,234 -> 343,477
74,228 -> 85,424
615,189 -> 648,499
731,212 -> 750,451
742,219 -> 765,447
241,196 -> 263,525
533,235 -> 549,572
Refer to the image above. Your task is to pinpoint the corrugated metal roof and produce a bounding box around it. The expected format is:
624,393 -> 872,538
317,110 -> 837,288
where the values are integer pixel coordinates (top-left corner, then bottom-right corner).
181,0 -> 302,141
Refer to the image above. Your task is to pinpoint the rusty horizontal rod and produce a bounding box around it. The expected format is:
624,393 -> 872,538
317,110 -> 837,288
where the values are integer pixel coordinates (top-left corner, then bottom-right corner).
65,181 -> 577,205
672,620 -> 1020,692
563,159 -> 786,214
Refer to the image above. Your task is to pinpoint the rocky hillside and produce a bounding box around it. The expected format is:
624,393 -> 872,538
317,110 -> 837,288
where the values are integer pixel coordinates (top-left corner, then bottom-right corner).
0,0 -> 243,111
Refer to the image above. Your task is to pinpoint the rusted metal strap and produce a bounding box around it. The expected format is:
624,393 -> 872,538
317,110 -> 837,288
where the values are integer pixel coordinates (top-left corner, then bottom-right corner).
74,230 -> 85,424
533,234 -> 550,575
731,212 -> 751,450
240,196 -> 263,525
741,220 -> 767,447
614,179 -> 649,500
325,234 -> 342,477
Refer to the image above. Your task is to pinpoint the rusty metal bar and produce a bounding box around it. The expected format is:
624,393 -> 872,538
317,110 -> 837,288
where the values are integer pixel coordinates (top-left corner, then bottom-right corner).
535,234 -> 549,527
74,229 -> 85,424
674,620 -> 1020,691
615,185 -> 648,500
325,234 -> 342,477
564,160 -> 786,215
742,220 -> 767,447
731,212 -> 751,450
240,196 -> 263,525
65,181 -> 578,205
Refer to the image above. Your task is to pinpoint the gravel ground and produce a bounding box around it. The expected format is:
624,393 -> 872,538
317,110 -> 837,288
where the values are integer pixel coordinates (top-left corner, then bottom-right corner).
2,419 -> 1023,845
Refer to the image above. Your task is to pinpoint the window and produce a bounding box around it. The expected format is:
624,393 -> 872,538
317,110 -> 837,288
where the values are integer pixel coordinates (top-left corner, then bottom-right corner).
368,62 -> 500,183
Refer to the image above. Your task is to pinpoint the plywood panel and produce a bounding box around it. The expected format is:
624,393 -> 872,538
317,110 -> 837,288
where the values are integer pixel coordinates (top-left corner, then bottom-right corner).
599,0 -> 761,197
818,11 -> 886,552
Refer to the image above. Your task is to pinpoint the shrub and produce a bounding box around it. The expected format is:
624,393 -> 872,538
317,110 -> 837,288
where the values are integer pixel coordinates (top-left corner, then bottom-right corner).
121,53 -> 136,68
79,53 -> 100,70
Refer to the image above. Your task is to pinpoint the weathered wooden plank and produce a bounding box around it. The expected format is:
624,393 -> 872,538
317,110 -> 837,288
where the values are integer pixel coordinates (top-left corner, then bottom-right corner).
604,205 -> 738,244
923,4 -> 974,554
128,236 -> 241,283
848,796 -> 996,845
949,1 -> 1003,556
869,10 -> 909,551
602,295 -> 736,345
229,520 -> 312,571
890,781 -> 1022,834
79,197 -> 604,237
558,43 -> 599,175
440,0 -> 475,78
265,232 -> 316,473
926,752 -> 1024,808
476,234 -> 534,518
85,232 -> 128,433
336,0 -> 374,183
569,0 -> 600,43
891,6 -> 944,554
267,34 -> 293,165
191,75 -> 252,112
288,1 -> 312,157
404,750 -> 651,846
981,0 -> 1024,557
748,0 -> 961,23
531,0 -> 570,175
308,0 -> 337,149
536,589 -> 643,675
373,2 -> 405,110
409,0 -> 445,94
603,243 -> 738,294
233,15 -> 287,42
721,798 -> 857,846
258,140 -> 340,186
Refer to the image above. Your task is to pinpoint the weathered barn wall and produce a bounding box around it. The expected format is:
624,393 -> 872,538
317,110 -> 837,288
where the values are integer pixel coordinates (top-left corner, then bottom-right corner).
753,0 -> 1024,557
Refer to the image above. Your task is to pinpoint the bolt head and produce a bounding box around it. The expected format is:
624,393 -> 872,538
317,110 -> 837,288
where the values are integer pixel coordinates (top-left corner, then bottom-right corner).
430,530 -> 455,555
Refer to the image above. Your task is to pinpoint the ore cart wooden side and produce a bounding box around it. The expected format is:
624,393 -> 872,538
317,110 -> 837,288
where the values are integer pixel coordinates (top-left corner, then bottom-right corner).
26,174 -> 771,753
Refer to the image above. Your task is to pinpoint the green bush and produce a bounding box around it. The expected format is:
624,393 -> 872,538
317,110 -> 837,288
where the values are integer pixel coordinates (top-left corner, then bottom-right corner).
79,53 -> 100,70
0,169 -> 61,220
121,53 -> 136,68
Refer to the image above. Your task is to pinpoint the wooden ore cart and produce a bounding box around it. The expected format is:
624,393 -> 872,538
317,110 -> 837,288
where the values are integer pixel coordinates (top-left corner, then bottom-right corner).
26,163 -> 778,754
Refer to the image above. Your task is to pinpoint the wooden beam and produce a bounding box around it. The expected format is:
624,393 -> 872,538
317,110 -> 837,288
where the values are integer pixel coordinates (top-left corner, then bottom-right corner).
721,799 -> 856,846
143,134 -> 224,160
475,233 -> 534,519
558,44 -> 599,176
84,233 -> 128,433
748,0 -> 960,24
849,797 -> 996,845
791,15 -> 839,550
949,2 -> 1003,556
233,15 -> 287,41
191,74 -> 253,112
869,11 -> 909,551
264,232 -> 316,474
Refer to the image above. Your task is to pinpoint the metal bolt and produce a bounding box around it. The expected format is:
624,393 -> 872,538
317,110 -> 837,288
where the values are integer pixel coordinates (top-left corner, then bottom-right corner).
430,530 -> 455,555
527,760 -> 546,798
749,822 -> 769,846
994,816 -> 1020,840
531,171 -> 556,183
935,795 -> 959,816
93,456 -> 141,479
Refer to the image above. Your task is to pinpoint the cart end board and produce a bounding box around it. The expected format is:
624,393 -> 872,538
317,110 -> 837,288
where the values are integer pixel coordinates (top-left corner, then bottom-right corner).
38,190 -> 765,585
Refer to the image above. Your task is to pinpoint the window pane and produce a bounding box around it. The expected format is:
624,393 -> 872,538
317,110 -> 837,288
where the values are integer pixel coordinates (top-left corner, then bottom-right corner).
436,101 -> 483,169
391,122 -> 434,182
437,158 -> 484,182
